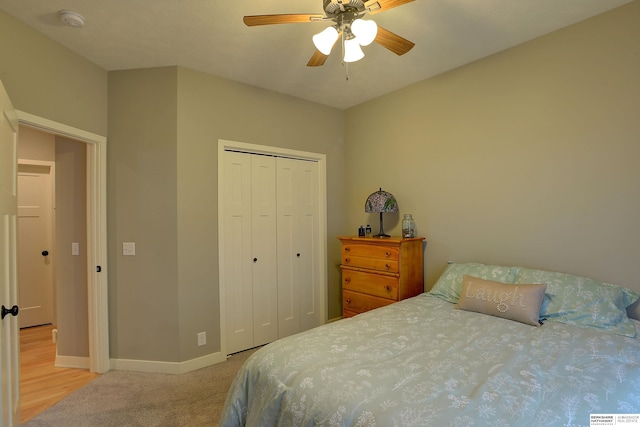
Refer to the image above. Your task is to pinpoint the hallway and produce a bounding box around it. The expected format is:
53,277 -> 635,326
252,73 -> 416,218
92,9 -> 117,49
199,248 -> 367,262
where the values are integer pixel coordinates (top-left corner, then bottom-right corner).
20,324 -> 99,423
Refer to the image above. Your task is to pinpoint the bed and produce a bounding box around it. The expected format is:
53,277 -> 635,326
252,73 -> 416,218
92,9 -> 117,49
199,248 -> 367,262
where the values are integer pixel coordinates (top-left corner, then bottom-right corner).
220,263 -> 640,426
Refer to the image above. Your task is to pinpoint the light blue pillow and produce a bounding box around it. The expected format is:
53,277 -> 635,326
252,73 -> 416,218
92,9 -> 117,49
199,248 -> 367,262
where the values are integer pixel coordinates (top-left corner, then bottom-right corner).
514,267 -> 639,337
429,262 -> 518,304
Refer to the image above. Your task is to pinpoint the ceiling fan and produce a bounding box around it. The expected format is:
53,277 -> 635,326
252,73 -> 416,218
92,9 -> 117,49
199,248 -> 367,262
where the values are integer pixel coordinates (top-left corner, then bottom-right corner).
243,0 -> 415,67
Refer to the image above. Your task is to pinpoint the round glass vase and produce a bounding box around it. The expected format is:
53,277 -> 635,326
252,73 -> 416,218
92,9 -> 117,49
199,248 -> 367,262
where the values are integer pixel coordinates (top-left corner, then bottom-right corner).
402,214 -> 416,238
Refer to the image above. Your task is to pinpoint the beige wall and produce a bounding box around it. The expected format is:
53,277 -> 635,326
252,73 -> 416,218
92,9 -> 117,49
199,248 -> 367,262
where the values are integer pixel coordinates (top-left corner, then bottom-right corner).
0,10 -> 107,136
107,67 -> 345,362
345,1 -> 640,293
55,137 -> 88,357
17,126 -> 55,161
107,67 -> 180,362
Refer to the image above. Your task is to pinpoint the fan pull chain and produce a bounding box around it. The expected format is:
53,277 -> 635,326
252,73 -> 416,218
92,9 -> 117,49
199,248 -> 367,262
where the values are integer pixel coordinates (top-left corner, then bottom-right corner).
339,29 -> 349,80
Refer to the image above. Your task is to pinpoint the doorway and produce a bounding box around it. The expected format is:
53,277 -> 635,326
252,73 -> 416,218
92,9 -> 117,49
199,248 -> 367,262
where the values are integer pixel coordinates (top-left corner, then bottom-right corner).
16,111 -> 109,374
17,126 -> 91,370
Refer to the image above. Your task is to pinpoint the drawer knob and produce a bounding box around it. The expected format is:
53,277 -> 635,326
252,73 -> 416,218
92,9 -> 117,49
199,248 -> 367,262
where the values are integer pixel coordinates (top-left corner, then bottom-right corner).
345,298 -> 351,304
385,251 -> 390,257
385,285 -> 391,292
345,277 -> 351,283
385,264 -> 390,270
345,257 -> 351,263
345,247 -> 350,253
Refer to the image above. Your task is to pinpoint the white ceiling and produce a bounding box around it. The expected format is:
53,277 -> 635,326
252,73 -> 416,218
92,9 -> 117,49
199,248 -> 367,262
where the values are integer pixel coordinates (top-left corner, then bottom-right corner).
0,0 -> 632,109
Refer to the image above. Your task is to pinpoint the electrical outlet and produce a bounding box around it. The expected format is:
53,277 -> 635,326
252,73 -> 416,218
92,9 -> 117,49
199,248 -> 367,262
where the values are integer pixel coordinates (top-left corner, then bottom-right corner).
197,332 -> 206,347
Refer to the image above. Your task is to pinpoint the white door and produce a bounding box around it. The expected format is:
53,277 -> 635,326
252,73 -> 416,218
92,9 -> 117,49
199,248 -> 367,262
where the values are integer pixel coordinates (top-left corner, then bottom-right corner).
276,158 -> 298,338
250,155 -> 278,347
222,151 -> 254,354
276,158 -> 321,338
18,163 -> 54,328
0,80 -> 21,426
294,160 -> 322,332
222,151 -> 278,353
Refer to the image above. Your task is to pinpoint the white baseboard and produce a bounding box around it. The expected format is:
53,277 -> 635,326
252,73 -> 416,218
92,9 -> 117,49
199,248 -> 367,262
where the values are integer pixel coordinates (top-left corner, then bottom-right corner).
55,355 -> 91,369
110,351 -> 227,375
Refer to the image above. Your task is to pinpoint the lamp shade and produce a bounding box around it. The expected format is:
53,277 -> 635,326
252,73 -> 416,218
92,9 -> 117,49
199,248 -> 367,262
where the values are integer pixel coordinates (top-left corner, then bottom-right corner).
312,26 -> 339,55
343,37 -> 365,62
365,188 -> 398,238
351,19 -> 378,46
365,188 -> 398,213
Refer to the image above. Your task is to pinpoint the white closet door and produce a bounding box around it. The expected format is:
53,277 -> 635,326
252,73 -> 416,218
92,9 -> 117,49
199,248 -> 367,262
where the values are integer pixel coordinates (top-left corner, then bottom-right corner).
276,158 -> 298,337
250,155 -> 278,346
276,158 -> 321,337
295,160 -> 321,332
222,151 -> 254,354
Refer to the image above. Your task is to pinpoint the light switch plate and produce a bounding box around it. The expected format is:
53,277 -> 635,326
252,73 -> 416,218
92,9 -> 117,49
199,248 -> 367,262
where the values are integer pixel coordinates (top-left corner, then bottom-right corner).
72,242 -> 80,256
122,242 -> 136,256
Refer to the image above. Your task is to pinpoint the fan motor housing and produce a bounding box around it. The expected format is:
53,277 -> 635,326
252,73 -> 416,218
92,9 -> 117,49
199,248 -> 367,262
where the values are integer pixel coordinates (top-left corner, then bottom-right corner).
324,0 -> 367,17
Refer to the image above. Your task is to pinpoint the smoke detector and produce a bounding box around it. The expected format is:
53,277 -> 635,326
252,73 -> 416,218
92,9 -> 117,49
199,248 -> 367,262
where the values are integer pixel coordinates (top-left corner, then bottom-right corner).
58,10 -> 85,28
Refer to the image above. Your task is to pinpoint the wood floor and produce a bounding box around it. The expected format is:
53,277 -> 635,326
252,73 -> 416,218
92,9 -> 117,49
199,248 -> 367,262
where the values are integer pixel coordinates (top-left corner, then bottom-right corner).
20,324 -> 100,423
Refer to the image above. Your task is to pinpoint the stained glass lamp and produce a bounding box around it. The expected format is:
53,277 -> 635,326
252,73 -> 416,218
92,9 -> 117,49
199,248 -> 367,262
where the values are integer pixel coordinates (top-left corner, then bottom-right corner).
364,188 -> 398,238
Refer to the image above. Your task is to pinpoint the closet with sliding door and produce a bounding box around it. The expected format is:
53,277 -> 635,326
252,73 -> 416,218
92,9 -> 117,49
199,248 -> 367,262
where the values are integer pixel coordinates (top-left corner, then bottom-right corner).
220,144 -> 326,355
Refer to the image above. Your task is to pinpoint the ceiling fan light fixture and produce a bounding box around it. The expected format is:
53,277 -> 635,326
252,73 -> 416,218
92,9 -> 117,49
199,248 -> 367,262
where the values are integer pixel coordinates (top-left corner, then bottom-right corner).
312,26 -> 340,55
343,37 -> 365,62
351,18 -> 377,46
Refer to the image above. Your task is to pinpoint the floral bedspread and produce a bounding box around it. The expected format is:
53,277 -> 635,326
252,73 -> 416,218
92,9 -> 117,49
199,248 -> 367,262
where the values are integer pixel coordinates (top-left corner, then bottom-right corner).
220,294 -> 640,427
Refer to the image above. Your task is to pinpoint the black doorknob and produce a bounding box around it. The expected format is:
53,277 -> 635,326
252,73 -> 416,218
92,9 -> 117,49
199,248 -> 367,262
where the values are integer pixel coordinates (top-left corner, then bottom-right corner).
42,250 -> 49,256
1,305 -> 19,320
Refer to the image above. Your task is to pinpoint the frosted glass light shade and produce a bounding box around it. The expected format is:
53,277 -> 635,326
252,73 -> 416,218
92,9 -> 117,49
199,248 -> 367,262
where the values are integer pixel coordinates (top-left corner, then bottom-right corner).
351,19 -> 378,46
343,37 -> 365,62
312,27 -> 339,55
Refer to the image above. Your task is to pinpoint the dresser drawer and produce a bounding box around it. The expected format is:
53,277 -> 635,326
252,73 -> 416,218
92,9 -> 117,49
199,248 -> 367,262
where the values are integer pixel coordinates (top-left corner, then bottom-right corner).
341,254 -> 399,273
342,290 -> 395,314
342,243 -> 399,260
342,268 -> 399,300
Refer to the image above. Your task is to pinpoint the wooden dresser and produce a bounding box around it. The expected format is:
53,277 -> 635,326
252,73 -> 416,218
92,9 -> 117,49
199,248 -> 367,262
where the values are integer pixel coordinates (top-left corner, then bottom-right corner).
339,236 -> 425,318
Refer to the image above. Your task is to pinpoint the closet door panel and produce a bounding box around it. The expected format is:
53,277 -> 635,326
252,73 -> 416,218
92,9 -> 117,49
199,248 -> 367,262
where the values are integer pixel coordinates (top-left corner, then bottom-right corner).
276,158 -> 299,338
251,155 -> 278,346
223,152 -> 254,354
297,161 -> 322,331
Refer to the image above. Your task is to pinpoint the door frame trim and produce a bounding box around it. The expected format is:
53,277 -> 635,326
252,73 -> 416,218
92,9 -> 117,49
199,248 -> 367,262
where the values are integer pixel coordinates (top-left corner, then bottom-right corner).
217,139 -> 328,357
16,110 -> 109,373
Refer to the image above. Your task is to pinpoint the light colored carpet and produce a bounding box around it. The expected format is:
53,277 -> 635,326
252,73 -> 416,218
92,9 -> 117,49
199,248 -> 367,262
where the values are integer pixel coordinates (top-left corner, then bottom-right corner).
25,348 -> 258,426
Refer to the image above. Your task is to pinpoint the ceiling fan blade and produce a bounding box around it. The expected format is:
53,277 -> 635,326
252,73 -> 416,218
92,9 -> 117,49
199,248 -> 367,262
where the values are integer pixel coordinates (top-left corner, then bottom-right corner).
365,0 -> 414,14
307,49 -> 329,67
374,26 -> 415,55
243,14 -> 324,27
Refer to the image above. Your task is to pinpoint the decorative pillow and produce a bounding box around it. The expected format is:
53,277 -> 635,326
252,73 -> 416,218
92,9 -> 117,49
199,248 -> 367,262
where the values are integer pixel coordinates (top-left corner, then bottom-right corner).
455,275 -> 547,326
515,267 -> 639,337
429,262 -> 518,304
